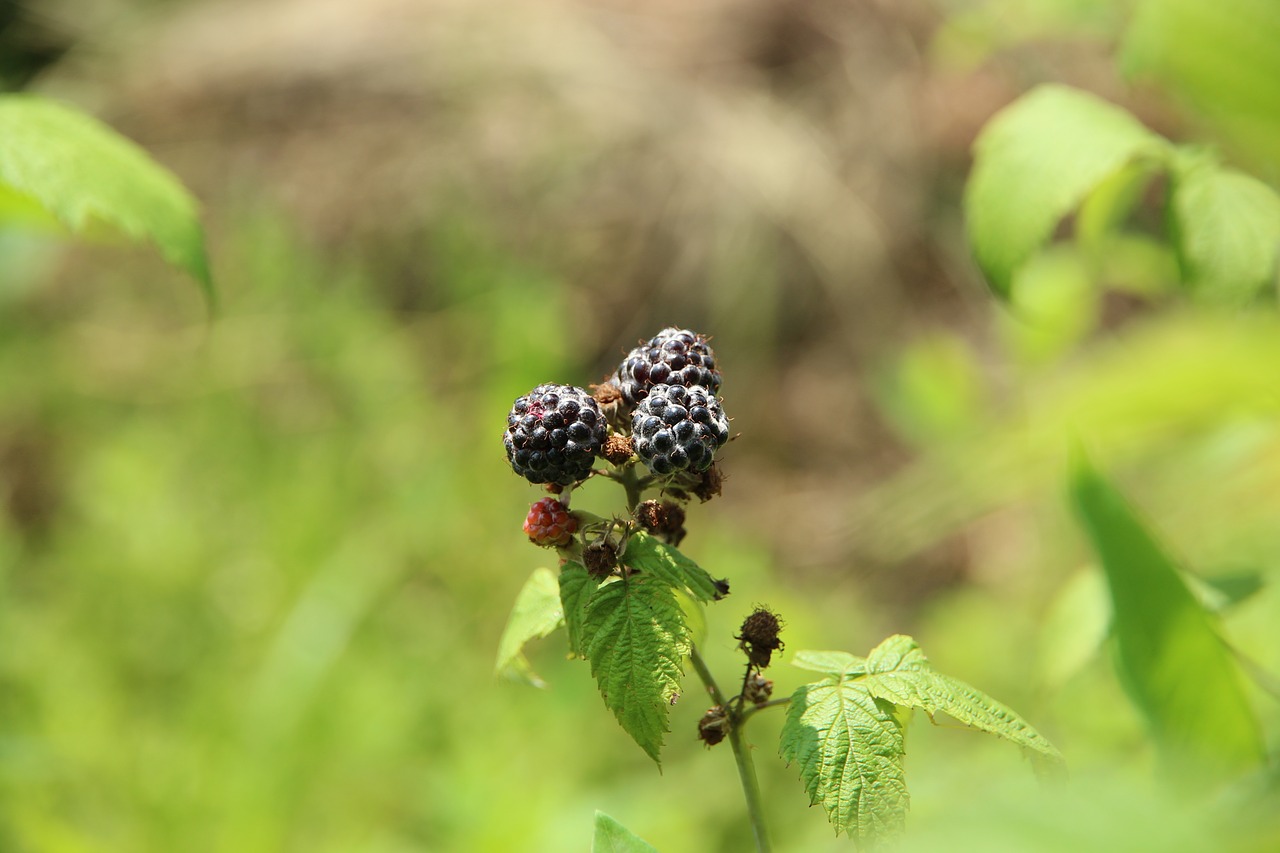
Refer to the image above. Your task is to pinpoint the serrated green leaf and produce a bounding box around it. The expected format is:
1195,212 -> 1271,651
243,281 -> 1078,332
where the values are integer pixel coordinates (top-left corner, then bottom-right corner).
779,676 -> 907,841
559,562 -> 595,658
675,586 -> 707,650
791,650 -> 866,676
495,568 -> 564,687
1170,159 -> 1280,301
1071,451 -> 1265,781
858,635 -> 1064,768
581,574 -> 689,764
0,95 -> 213,302
965,84 -> 1166,298
624,530 -> 725,602
592,811 -> 658,853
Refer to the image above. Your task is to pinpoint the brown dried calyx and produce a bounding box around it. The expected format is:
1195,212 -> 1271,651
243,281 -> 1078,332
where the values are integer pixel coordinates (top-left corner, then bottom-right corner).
697,705 -> 729,747
692,464 -> 724,503
583,539 -> 620,579
743,672 -> 774,706
635,499 -> 687,546
592,380 -> 623,406
737,607 -> 784,669
601,434 -> 635,466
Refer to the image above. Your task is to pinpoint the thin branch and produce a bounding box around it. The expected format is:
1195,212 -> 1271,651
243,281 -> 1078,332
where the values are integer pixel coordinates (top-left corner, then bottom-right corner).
739,697 -> 791,726
690,644 -> 772,853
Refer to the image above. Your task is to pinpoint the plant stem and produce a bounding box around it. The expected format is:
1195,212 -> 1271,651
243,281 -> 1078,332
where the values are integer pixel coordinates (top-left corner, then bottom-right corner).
617,464 -> 646,513
690,645 -> 772,853
739,697 -> 791,725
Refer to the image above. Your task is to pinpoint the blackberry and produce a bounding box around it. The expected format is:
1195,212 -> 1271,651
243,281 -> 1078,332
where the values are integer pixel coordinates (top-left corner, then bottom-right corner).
504,384 -> 606,485
631,384 -> 729,475
617,328 -> 721,406
523,497 -> 577,548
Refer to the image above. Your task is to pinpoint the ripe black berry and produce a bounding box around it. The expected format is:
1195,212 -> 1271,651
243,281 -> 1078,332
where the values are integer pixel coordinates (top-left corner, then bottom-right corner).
631,384 -> 729,475
504,384 -> 606,485
617,328 -> 721,406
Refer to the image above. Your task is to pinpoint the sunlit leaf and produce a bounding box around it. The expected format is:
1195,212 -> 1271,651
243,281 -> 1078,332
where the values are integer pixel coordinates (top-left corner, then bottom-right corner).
0,95 -> 212,302
1070,451 -> 1265,781
1170,158 -> 1280,301
623,530 -> 726,602
581,574 -> 689,764
558,562 -> 595,659
858,635 -> 1064,769
779,675 -> 907,840
791,650 -> 866,676
592,811 -> 658,853
1124,0 -> 1280,174
494,567 -> 564,687
1037,567 -> 1112,691
965,84 -> 1166,298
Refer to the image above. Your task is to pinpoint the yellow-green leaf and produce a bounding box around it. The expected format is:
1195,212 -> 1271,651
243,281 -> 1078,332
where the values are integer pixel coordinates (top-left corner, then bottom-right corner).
0,94 -> 212,302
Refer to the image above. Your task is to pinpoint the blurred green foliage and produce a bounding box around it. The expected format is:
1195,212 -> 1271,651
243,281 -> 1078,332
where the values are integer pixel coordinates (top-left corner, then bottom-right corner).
1,0 -> 1280,850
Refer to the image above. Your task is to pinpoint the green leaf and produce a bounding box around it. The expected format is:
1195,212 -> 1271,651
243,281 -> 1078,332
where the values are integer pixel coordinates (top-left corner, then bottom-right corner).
592,811 -> 658,853
1123,0 -> 1280,174
1070,451 -> 1265,781
858,635 -> 1065,769
494,568 -> 564,687
559,562 -> 595,659
784,636 -> 1065,841
779,675 -> 908,841
1170,158 -> 1280,301
581,574 -> 689,764
1037,568 -> 1112,691
965,84 -> 1166,297
623,530 -> 726,602
791,650 -> 866,676
0,95 -> 212,302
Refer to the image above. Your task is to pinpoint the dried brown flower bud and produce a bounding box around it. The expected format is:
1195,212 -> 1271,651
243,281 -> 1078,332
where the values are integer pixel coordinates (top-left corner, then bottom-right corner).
602,434 -> 635,466
697,705 -> 729,747
737,607 -> 785,669
634,500 -> 687,546
583,539 -> 619,579
743,672 -> 774,706
692,464 -> 724,502
592,381 -> 623,406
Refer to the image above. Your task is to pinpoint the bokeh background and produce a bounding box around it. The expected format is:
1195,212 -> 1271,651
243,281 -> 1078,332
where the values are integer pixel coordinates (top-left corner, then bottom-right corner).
2,0 -> 1279,850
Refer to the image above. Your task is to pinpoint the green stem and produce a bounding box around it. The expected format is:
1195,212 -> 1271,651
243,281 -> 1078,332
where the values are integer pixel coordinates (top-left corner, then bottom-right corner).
690,645 -> 772,853
739,697 -> 791,726
617,463 -> 646,513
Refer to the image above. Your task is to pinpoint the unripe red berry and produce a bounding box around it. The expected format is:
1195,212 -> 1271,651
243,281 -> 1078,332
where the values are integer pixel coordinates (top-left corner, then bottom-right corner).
523,497 -> 577,547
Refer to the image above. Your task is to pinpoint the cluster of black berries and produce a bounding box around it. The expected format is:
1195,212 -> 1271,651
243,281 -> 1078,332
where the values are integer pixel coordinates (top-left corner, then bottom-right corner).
502,328 -> 731,488
614,328 -> 730,477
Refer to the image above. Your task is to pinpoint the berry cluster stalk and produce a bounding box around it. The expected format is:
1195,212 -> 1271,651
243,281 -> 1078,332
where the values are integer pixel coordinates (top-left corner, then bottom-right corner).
690,645 -> 772,853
